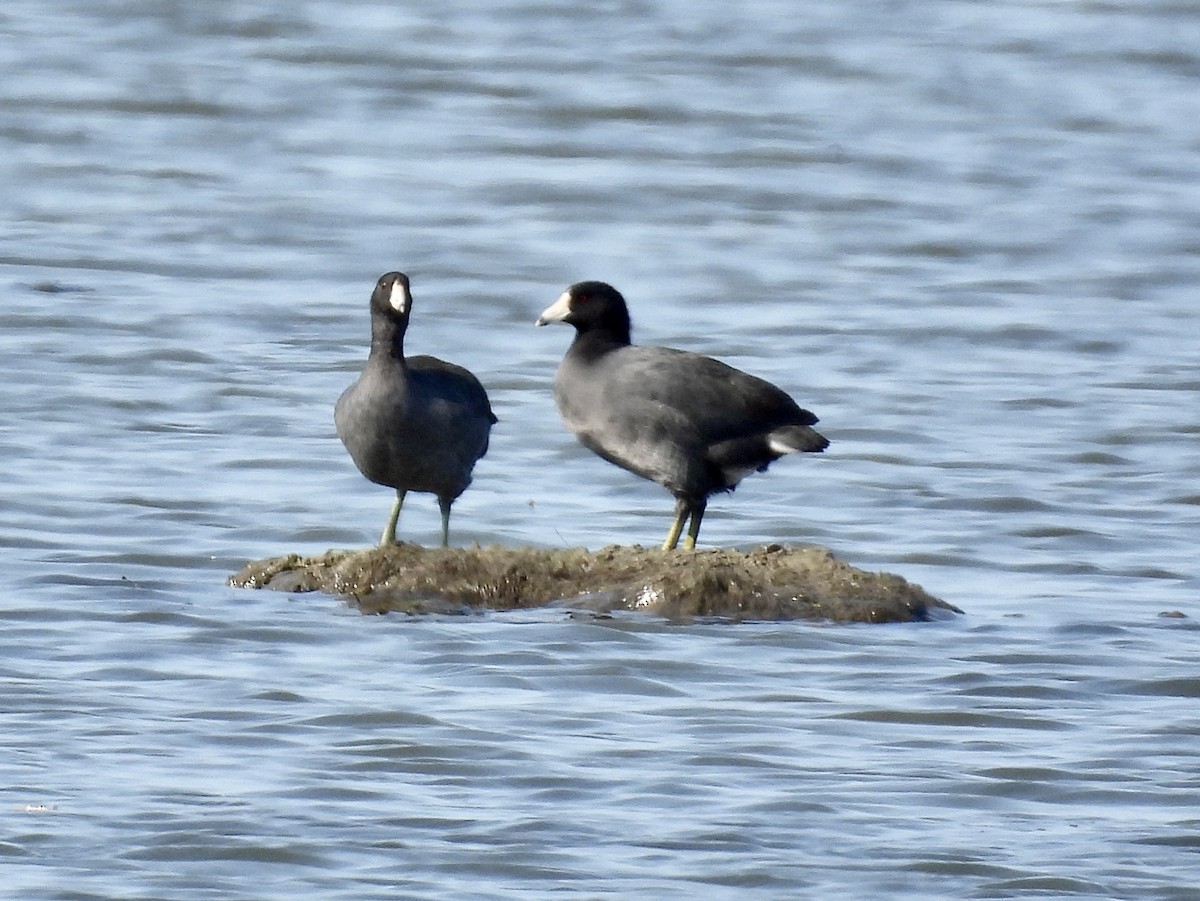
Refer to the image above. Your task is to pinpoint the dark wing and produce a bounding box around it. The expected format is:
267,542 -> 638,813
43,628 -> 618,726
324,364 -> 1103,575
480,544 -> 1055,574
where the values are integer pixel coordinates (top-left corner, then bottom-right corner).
408,355 -> 498,425
602,346 -> 815,443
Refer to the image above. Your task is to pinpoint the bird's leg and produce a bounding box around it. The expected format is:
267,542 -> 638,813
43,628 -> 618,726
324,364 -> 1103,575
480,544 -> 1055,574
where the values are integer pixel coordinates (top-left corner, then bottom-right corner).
662,497 -> 690,551
437,496 -> 452,548
681,499 -> 706,551
380,490 -> 406,546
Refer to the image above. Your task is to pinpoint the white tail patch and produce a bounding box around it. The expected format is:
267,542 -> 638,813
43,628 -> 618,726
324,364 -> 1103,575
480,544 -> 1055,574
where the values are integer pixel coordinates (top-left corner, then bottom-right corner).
768,435 -> 802,455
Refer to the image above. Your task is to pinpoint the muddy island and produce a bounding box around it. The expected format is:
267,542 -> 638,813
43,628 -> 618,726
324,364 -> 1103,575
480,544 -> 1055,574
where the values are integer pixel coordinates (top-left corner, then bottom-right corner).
228,543 -> 961,623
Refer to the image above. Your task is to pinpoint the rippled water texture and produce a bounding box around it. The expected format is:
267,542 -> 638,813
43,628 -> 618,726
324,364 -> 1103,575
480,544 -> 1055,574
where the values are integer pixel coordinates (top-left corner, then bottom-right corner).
3,1 -> 1199,898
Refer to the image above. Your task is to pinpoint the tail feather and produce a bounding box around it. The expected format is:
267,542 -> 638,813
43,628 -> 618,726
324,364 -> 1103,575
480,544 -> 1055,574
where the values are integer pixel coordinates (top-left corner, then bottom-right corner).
768,424 -> 829,455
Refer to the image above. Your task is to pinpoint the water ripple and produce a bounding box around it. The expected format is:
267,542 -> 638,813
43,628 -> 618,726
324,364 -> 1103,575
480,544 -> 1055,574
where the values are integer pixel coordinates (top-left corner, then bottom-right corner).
3,0 -> 1200,898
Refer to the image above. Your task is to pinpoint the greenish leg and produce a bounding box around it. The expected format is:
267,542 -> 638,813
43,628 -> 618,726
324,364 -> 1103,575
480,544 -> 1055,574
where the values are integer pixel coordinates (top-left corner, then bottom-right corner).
380,490 -> 406,546
661,497 -> 690,551
437,496 -> 452,548
681,500 -> 706,551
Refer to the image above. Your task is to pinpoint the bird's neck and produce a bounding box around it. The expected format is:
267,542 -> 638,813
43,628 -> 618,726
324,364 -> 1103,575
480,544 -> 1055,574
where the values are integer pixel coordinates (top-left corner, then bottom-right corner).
371,317 -> 407,363
571,324 -> 630,363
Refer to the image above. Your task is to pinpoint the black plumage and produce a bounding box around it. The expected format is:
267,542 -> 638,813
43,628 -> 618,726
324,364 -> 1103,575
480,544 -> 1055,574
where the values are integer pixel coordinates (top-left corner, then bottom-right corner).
536,281 -> 827,550
335,272 -> 496,546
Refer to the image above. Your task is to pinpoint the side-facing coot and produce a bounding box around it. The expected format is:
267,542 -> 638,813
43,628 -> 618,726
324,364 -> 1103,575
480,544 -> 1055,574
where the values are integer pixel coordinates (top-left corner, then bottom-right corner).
536,281 -> 828,550
336,272 -> 496,547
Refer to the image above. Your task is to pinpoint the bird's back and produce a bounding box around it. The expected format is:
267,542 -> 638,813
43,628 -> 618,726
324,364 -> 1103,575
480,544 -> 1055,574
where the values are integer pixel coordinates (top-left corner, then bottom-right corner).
555,343 -> 821,498
559,345 -> 808,439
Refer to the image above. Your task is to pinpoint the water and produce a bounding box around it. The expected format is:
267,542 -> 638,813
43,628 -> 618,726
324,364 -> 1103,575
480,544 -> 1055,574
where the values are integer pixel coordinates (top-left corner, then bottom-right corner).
3,0 -> 1199,897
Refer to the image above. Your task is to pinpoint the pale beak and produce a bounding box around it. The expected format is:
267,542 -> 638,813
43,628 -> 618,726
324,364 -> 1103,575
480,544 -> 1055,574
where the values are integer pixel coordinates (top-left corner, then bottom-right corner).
389,279 -> 409,314
536,291 -> 572,326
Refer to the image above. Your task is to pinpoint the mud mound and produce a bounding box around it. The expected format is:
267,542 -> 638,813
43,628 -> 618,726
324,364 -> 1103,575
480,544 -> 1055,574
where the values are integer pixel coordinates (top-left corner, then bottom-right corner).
228,543 -> 960,623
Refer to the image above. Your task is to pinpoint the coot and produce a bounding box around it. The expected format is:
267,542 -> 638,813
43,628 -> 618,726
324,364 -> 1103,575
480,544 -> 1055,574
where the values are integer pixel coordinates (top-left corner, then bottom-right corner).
336,272 -> 496,546
536,281 -> 827,550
